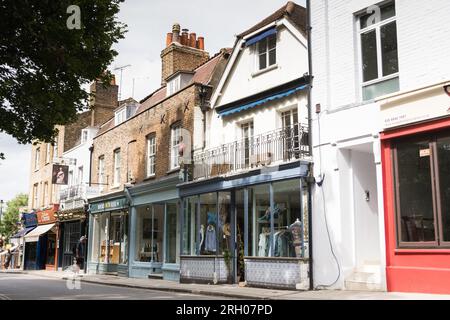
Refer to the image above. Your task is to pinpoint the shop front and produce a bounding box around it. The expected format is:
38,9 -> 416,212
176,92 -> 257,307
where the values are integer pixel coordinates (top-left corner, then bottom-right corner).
87,193 -> 129,276
9,212 -> 37,270
178,162 -> 311,290
128,175 -> 182,281
379,81 -> 450,294
23,205 -> 59,270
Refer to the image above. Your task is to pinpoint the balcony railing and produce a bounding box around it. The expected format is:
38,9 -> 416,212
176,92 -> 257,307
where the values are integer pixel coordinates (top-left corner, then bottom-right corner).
192,123 -> 310,180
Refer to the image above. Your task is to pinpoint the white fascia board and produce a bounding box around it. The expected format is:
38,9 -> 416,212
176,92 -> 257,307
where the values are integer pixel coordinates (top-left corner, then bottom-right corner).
278,17 -> 308,49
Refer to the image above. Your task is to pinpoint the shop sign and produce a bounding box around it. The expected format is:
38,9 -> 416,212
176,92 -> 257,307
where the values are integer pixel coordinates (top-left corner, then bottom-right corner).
380,84 -> 450,130
37,208 -> 57,224
90,198 -> 127,213
22,213 -> 38,227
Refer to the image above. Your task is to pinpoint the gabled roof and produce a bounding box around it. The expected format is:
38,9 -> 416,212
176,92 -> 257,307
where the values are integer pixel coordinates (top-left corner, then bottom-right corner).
95,49 -> 231,137
238,1 -> 307,38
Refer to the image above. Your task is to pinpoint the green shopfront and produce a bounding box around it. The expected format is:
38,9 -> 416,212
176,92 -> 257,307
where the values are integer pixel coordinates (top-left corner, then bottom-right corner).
87,192 -> 129,276
128,174 -> 182,281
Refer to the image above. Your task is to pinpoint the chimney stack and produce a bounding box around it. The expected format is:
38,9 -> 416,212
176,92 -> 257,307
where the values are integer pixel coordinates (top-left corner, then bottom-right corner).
160,23 -> 209,85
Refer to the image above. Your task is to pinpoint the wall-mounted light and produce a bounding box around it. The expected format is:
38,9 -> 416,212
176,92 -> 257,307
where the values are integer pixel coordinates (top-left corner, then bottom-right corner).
444,85 -> 450,97
365,190 -> 370,202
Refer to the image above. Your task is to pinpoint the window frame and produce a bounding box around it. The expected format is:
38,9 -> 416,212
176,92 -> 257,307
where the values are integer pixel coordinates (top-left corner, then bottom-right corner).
255,33 -> 277,72
357,1 -> 399,99
113,148 -> 121,187
114,108 -> 127,126
45,144 -> 51,164
393,132 -> 450,249
34,147 -> 40,171
170,124 -> 181,170
167,76 -> 181,96
98,155 -> 105,192
146,134 -> 156,178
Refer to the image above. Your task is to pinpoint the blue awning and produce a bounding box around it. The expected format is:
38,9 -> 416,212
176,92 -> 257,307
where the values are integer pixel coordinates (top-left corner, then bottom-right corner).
218,84 -> 309,117
245,27 -> 277,47
10,226 -> 36,239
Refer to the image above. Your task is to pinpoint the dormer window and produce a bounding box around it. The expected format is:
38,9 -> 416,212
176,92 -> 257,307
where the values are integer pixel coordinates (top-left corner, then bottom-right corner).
166,71 -> 194,97
81,129 -> 89,144
257,33 -> 276,70
167,75 -> 181,96
115,107 -> 126,126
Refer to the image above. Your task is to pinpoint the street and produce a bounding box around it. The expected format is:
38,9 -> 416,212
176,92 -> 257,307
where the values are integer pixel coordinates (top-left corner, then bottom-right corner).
0,273 -> 231,300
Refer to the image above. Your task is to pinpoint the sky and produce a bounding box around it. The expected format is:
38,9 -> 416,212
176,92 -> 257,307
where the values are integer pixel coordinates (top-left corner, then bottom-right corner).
0,0 -> 306,203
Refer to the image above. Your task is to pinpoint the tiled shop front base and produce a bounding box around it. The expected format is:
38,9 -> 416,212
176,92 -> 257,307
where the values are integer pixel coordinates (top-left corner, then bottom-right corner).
180,256 -> 230,284
244,257 -> 309,290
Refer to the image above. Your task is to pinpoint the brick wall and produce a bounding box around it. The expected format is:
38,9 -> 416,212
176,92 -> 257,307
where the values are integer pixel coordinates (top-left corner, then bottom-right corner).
91,85 -> 199,194
161,44 -> 209,84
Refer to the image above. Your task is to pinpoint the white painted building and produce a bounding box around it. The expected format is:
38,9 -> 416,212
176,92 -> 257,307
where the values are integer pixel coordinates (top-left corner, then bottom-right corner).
310,0 -> 450,291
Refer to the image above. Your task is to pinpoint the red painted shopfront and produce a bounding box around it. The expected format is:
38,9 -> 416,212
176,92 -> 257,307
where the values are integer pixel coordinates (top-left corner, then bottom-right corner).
380,82 -> 450,294
36,204 -> 60,271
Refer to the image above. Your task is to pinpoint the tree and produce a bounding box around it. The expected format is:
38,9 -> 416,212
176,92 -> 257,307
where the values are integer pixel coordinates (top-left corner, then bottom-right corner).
0,0 -> 126,148
0,193 -> 28,241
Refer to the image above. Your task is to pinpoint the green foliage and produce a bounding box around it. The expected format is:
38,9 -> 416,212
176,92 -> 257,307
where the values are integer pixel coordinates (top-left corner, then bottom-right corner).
0,193 -> 28,241
0,0 -> 126,145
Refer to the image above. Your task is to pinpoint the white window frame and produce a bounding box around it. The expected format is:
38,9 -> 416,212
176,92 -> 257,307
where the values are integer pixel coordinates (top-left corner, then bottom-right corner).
114,108 -> 127,126
281,108 -> 299,129
43,182 -> 49,207
170,124 -> 181,170
255,34 -> 277,72
113,149 -> 121,186
53,141 -> 58,161
33,183 -> 39,208
146,135 -> 156,177
357,2 -> 399,98
81,129 -> 89,144
45,144 -> 51,164
167,76 -> 181,96
34,147 -> 40,171
98,156 -> 105,192
77,166 -> 83,186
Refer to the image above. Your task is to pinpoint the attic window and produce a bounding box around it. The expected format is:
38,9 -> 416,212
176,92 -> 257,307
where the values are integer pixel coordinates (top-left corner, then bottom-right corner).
114,107 -> 127,126
167,75 -> 181,96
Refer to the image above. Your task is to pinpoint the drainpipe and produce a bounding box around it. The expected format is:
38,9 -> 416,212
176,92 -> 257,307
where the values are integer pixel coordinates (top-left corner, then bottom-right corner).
306,0 -> 314,290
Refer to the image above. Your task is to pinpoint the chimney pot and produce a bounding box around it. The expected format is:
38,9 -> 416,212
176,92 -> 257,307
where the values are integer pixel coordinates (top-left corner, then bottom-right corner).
181,29 -> 189,46
189,33 -> 197,48
197,37 -> 205,50
166,33 -> 173,47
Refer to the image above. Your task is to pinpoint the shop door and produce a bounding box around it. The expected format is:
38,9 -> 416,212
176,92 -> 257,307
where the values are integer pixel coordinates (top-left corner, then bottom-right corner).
46,233 -> 57,267
62,222 -> 80,268
24,242 -> 38,270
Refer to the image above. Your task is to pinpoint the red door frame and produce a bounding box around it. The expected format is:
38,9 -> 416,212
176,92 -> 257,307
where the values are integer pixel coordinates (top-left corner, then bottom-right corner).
381,117 -> 450,294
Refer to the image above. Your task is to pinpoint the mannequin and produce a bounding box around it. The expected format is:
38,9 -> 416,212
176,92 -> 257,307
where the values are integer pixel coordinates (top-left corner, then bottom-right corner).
199,224 -> 205,252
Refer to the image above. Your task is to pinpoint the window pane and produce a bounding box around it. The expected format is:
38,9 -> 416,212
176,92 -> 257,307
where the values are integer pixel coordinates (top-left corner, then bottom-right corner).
268,48 -> 276,66
165,202 -> 179,263
218,192 -> 231,255
362,76 -> 399,100
396,140 -> 436,242
259,53 -> 267,70
437,137 -> 450,242
360,2 -> 396,29
250,184 -> 270,257
183,196 -> 197,255
381,22 -> 398,76
361,30 -> 378,82
258,38 -> 267,54
199,192 -> 217,255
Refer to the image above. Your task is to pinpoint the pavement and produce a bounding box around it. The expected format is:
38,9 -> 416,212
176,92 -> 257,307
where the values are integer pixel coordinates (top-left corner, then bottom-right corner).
2,269 -> 450,300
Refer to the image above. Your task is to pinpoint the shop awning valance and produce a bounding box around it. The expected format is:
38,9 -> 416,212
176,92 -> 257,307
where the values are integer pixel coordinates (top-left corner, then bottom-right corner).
24,223 -> 56,242
217,84 -> 308,117
10,226 -> 36,239
245,27 -> 277,47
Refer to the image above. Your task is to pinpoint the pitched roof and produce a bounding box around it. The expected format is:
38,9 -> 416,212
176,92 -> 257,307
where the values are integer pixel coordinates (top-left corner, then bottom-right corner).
95,49 -> 230,137
238,1 -> 307,38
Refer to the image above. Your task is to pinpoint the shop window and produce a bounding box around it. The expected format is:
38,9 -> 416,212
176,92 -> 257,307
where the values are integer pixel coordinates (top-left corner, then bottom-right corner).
218,192 -> 232,255
358,1 -> 399,100
183,196 -> 197,255
393,133 -> 450,247
250,184 -> 271,256
135,204 -> 163,263
165,202 -> 179,264
94,211 -> 128,265
199,193 -> 217,255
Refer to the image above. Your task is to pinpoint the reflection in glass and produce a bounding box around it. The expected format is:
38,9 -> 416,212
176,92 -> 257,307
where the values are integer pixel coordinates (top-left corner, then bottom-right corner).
437,138 -> 450,241
381,22 -> 398,76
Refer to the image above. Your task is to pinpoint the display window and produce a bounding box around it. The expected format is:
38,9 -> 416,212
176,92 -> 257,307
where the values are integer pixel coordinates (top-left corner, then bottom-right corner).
199,193 -> 218,255
182,196 -> 197,255
135,204 -> 164,263
393,132 -> 450,247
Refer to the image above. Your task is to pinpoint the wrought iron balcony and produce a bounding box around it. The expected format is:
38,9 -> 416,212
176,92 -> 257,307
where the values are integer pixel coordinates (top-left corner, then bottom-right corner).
192,123 -> 310,180
59,184 -> 100,202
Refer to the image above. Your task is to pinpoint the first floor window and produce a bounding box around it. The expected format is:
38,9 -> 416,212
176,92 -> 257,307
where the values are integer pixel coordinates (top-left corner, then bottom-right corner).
146,135 -> 156,177
113,149 -> 121,186
393,132 -> 450,247
257,33 -> 276,70
33,184 -> 39,208
170,124 -> 181,169
98,156 -> 105,191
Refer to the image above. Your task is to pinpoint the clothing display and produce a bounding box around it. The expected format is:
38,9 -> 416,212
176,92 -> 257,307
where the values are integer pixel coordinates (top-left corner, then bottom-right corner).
204,225 -> 217,252
273,230 -> 295,257
289,219 -> 303,258
258,229 -> 270,257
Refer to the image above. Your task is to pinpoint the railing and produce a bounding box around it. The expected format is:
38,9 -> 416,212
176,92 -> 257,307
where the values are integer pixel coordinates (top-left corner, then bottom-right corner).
59,184 -> 100,202
192,123 -> 310,180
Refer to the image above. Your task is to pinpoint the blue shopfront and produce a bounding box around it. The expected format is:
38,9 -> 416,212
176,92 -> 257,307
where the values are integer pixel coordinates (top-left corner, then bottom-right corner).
128,174 -> 182,281
87,192 -> 129,276
178,161 -> 312,290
